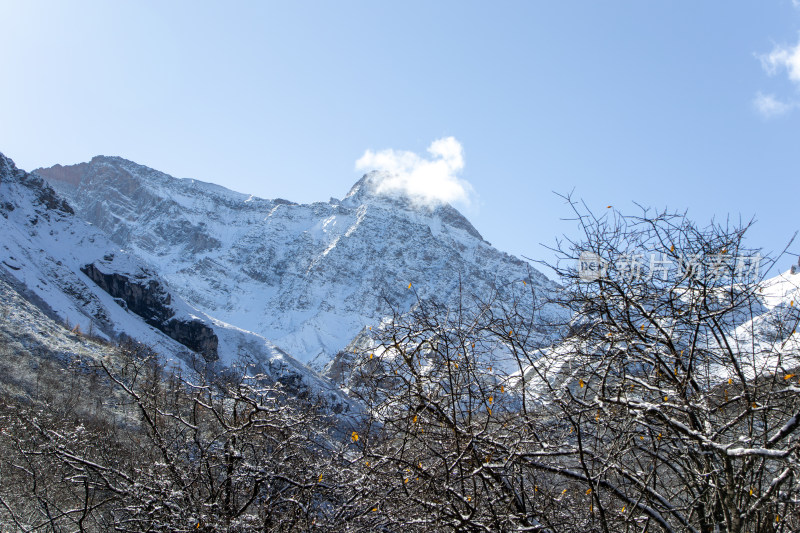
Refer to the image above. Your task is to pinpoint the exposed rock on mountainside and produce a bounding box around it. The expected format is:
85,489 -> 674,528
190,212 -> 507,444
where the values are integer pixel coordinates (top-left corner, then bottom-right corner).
81,261 -> 219,361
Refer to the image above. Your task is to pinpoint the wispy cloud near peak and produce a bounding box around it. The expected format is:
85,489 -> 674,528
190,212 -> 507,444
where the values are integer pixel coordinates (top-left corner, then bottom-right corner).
354,137 -> 474,205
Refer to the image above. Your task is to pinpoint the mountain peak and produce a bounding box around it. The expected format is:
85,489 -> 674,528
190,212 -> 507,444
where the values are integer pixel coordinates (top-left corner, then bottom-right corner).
0,151 -> 15,177
0,151 -> 28,181
34,161 -> 90,188
344,170 -> 454,205
344,171 -> 483,241
344,171 -> 400,202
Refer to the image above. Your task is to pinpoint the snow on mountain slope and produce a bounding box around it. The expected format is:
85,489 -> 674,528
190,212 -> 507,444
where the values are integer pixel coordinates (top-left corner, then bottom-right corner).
37,156 -> 563,371
0,152 -> 357,413
510,266 -> 800,399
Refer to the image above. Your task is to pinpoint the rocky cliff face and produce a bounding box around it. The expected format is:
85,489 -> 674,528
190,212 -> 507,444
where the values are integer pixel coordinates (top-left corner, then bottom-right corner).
81,262 -> 219,361
1,157 -> 73,217
37,157 -> 562,372
32,162 -> 87,188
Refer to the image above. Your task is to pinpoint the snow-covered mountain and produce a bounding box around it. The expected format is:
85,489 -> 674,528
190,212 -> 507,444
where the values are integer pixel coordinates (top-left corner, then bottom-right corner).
0,152 -> 357,413
6,147 -> 799,414
36,156 -> 562,372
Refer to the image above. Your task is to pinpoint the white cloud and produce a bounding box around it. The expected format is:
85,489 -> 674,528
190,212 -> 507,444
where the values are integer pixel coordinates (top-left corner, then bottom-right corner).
759,39 -> 800,82
355,137 -> 474,205
754,36 -> 800,117
753,92 -> 794,117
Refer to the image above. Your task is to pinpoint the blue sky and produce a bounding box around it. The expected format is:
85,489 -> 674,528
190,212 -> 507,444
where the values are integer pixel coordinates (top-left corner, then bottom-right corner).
2,1 -> 799,276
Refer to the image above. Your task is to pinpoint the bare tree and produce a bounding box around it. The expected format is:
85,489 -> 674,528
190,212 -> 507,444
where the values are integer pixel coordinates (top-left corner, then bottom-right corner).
519,199 -> 800,532
348,200 -> 800,532
346,283 -> 578,531
0,342 -> 361,532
